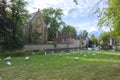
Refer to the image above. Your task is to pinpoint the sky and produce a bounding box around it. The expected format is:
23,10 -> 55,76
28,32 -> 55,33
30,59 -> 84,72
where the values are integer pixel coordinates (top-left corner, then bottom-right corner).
25,0 -> 109,37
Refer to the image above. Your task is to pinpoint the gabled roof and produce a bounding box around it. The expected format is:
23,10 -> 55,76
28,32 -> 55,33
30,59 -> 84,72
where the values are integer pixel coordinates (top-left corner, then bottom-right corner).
28,9 -> 42,22
29,12 -> 36,21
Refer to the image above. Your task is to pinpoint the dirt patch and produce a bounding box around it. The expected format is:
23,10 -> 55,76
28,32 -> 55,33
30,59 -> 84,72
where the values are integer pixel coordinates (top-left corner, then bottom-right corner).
112,64 -> 120,68
112,76 -> 120,80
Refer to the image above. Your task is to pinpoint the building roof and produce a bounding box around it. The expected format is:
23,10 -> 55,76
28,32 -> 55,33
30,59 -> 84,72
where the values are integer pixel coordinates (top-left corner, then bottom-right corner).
28,9 -> 42,23
29,12 -> 36,21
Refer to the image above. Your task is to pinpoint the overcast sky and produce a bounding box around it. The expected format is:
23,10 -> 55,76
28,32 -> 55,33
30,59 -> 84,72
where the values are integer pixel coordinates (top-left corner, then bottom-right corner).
25,0 -> 109,35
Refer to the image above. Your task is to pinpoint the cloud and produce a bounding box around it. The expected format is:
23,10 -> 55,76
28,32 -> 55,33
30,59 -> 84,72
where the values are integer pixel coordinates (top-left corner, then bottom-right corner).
26,0 -> 71,14
101,27 -> 111,32
25,0 -> 101,18
25,0 -> 106,36
75,20 -> 99,33
26,0 -> 87,14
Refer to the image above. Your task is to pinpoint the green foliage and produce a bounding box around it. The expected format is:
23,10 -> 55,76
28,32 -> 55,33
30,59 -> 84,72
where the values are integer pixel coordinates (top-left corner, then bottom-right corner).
0,50 -> 31,57
99,32 -> 110,45
107,0 -> 120,38
98,32 -> 111,50
95,0 -> 120,41
0,0 -> 29,50
36,49 -> 46,55
2,36 -> 24,50
103,45 -> 110,50
90,34 -> 98,46
79,30 -> 88,40
0,0 -> 13,50
32,28 -> 42,44
41,7 -> 63,41
62,24 -> 76,34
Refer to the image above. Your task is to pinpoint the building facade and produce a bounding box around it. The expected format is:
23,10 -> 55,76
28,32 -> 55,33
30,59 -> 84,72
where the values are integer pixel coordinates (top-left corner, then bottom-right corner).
56,32 -> 79,44
25,9 -> 47,44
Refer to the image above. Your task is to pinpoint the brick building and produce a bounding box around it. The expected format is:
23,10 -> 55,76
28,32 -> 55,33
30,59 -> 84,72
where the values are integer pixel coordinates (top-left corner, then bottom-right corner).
25,9 -> 47,44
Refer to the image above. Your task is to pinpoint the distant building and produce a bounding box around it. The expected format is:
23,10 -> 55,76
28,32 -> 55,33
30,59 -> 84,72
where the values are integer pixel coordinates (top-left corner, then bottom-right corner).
110,38 -> 117,46
110,38 -> 117,50
56,32 -> 79,44
79,36 -> 89,48
25,9 -> 47,44
84,37 -> 89,47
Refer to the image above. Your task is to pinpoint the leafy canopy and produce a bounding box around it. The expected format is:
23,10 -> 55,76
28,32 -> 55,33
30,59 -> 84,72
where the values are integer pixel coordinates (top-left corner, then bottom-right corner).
95,0 -> 120,41
41,7 -> 63,41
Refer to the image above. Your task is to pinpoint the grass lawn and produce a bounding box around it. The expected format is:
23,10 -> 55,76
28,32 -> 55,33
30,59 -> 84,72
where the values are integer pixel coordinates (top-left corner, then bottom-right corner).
0,50 -> 120,80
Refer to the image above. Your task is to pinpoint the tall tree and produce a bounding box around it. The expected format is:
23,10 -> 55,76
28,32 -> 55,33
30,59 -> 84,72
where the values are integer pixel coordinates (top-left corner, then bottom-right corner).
0,0 -> 8,42
107,0 -> 120,41
0,0 -> 13,51
79,30 -> 88,40
62,24 -> 76,34
98,32 -> 111,49
90,34 -> 98,46
98,32 -> 110,45
95,0 -> 120,42
41,7 -> 63,41
8,0 -> 29,50
0,0 -> 29,50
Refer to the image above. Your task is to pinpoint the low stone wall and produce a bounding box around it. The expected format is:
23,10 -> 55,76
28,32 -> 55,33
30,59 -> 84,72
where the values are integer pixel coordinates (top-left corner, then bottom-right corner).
24,44 -> 80,50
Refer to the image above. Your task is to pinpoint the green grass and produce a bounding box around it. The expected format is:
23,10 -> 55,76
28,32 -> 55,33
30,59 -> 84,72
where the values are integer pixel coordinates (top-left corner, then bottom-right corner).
0,50 -> 120,80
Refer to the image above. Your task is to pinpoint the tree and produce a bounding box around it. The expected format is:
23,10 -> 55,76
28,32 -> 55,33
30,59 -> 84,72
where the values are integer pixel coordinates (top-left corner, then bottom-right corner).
79,30 -> 88,40
0,0 -> 13,51
95,0 -> 120,42
32,27 -> 42,44
107,0 -> 120,42
0,0 -> 8,42
62,24 -> 76,34
79,30 -> 88,47
98,32 -> 111,49
41,7 -> 63,41
6,0 -> 29,50
90,34 -> 98,46
0,0 -> 29,50
98,32 -> 110,45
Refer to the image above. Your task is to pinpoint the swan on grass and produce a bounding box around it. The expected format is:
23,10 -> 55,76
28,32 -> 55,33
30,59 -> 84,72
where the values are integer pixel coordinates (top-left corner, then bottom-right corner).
25,56 -> 29,61
4,56 -> 11,61
6,61 -> 11,66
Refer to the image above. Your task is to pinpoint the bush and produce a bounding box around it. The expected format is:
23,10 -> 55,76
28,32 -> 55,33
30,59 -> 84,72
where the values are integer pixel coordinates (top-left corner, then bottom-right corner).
2,36 -> 24,50
0,50 -> 32,57
118,46 -> 120,50
36,49 -> 46,55
47,41 -> 54,44
101,44 -> 110,50
0,49 -> 46,57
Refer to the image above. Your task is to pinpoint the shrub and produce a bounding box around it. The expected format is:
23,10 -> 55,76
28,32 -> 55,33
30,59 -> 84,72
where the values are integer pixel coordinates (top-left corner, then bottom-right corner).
36,49 -> 46,55
0,50 -> 32,57
118,46 -> 120,50
2,36 -> 24,51
101,44 -> 110,50
47,41 -> 54,44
